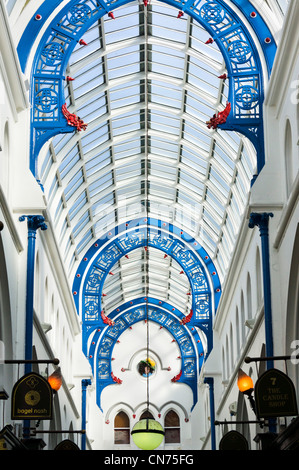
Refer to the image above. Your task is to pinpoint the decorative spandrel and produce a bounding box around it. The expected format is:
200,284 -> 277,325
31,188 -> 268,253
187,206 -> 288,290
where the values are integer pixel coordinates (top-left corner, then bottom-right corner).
84,295 -> 99,321
37,35 -> 73,75
106,319 -> 127,339
124,309 -> 145,323
33,79 -> 60,120
98,337 -> 114,358
194,294 -> 210,320
179,336 -> 193,356
191,270 -> 208,291
183,358 -> 197,378
85,266 -> 104,294
95,244 -> 122,269
98,359 -> 110,380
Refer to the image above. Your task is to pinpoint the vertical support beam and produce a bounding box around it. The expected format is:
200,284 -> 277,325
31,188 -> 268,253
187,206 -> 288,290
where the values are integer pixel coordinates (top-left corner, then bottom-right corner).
248,212 -> 274,369
19,215 -> 47,440
19,215 -> 47,374
81,379 -> 91,450
19,215 -> 47,373
204,377 -> 216,450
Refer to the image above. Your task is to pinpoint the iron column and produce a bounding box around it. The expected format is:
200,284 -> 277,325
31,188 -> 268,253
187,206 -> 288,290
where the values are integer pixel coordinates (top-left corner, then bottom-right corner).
19,215 -> 47,374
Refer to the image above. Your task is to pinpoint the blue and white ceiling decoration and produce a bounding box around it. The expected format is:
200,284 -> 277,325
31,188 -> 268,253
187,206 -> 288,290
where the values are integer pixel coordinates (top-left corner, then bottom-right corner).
86,298 -> 204,411
72,218 -> 220,409
18,0 -> 276,178
16,0 -> 278,412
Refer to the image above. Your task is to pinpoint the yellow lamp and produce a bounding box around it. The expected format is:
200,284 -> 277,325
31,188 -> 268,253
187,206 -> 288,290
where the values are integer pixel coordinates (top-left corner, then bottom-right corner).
48,368 -> 62,392
131,418 -> 164,450
237,369 -> 254,395
237,369 -> 257,414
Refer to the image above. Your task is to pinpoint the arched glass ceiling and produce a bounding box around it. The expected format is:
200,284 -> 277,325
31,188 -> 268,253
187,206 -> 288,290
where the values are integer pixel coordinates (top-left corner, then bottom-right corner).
101,246 -> 192,314
38,1 -> 258,288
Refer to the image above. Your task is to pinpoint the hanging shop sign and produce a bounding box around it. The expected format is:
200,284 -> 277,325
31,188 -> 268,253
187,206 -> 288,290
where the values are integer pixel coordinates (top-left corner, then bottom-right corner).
54,439 -> 80,450
255,368 -> 298,418
11,372 -> 52,420
0,437 -> 7,451
219,430 -> 249,450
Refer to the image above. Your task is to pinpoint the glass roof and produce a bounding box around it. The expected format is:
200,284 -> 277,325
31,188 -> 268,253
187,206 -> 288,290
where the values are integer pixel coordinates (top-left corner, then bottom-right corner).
35,0 -> 289,312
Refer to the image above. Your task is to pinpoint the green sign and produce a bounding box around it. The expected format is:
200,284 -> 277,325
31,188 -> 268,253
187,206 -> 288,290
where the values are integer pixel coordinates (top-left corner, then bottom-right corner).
11,372 -> 53,420
255,369 -> 298,418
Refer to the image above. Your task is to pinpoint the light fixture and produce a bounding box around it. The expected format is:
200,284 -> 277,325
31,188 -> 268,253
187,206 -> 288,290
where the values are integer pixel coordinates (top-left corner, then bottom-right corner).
131,17 -> 164,448
237,369 -> 256,413
131,418 -> 164,450
237,369 -> 254,394
48,367 -> 62,392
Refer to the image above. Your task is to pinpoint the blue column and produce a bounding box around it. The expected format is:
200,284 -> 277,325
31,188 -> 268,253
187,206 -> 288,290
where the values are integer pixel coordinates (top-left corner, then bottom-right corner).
81,379 -> 91,450
20,215 -> 47,440
249,212 -> 277,434
19,215 -> 47,374
204,377 -> 216,450
248,212 -> 274,369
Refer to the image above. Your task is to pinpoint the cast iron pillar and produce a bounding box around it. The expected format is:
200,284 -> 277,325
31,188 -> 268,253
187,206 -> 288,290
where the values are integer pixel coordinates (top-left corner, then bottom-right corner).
249,212 -> 276,434
19,215 -> 47,374
248,212 -> 274,369
81,379 -> 92,450
204,377 -> 216,450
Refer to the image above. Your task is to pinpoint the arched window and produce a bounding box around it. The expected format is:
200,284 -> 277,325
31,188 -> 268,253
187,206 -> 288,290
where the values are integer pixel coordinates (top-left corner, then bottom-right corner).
164,410 -> 180,444
236,307 -> 240,354
284,119 -> 294,196
229,323 -> 234,372
240,291 -> 245,343
140,410 -> 154,420
221,346 -> 226,382
114,411 -> 130,445
247,273 -> 252,319
225,335 -> 230,378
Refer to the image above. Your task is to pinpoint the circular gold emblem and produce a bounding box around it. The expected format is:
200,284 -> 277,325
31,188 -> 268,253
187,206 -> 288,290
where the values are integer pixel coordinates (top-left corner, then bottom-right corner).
25,390 -> 40,406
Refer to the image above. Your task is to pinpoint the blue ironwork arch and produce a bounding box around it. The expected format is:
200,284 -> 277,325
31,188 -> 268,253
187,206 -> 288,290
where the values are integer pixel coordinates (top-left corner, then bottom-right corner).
91,297 -> 204,411
73,218 -> 216,411
17,0 -> 277,177
73,218 -> 221,357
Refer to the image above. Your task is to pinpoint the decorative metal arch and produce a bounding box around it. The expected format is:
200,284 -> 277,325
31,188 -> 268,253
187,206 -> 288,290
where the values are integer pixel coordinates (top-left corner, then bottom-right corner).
73,217 -> 221,356
17,0 -> 277,177
73,218 -> 216,411
91,297 -> 204,411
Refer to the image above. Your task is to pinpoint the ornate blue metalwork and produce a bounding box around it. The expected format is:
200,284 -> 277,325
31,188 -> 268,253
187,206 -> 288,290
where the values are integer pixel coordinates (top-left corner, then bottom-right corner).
89,298 -> 204,411
73,218 -> 221,355
17,0 -> 277,177
229,0 -> 276,75
16,0 -> 279,413
72,218 -> 219,409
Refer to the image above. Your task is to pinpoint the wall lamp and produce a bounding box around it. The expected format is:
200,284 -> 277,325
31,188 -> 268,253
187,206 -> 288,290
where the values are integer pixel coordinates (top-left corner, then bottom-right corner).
237,369 -> 256,414
47,368 -> 62,393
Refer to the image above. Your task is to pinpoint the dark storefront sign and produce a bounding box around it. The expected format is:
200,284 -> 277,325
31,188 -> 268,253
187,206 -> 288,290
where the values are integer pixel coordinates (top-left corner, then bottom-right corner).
54,439 -> 80,450
271,415 -> 299,450
255,368 -> 298,418
0,425 -> 28,450
219,430 -> 249,450
11,372 -> 52,420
